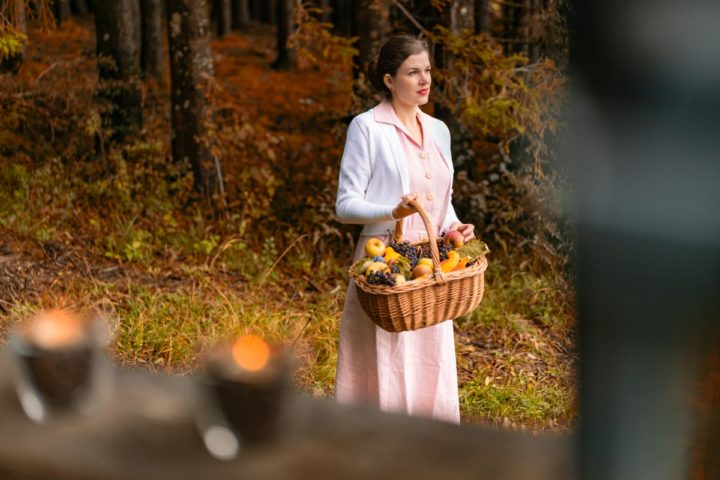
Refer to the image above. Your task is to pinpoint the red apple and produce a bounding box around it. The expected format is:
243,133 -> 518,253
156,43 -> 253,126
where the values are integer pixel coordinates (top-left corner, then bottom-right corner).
364,238 -> 386,257
444,230 -> 464,248
411,263 -> 432,279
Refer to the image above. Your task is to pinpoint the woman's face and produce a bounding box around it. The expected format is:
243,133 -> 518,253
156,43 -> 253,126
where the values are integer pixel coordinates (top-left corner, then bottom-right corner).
384,50 -> 432,108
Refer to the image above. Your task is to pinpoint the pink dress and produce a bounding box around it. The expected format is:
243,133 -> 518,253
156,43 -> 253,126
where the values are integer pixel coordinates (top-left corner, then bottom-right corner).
335,102 -> 460,423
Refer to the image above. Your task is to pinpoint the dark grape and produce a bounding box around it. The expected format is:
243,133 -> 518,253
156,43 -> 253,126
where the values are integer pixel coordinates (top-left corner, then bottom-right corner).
389,240 -> 421,268
366,271 -> 397,286
419,240 -> 451,261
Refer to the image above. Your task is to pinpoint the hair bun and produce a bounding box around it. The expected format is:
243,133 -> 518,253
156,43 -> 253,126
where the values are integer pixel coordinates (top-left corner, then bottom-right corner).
367,58 -> 385,92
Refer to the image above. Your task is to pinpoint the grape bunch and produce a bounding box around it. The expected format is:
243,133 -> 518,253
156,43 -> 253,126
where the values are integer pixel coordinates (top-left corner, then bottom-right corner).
366,271 -> 397,286
419,240 -> 451,261
389,240 -> 420,268
437,241 -> 451,261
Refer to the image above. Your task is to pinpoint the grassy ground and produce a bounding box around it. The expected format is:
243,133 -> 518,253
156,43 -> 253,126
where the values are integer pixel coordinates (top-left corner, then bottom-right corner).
0,18 -> 577,431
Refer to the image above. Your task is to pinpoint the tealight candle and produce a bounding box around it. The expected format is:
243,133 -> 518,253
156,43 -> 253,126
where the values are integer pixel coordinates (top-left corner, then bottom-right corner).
199,335 -> 291,454
9,309 -> 103,422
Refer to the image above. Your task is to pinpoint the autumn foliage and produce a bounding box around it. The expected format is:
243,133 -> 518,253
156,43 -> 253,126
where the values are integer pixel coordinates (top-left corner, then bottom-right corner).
0,2 -> 580,431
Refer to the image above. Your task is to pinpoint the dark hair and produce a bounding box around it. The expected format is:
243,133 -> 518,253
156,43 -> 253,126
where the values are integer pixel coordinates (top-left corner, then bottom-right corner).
367,34 -> 430,99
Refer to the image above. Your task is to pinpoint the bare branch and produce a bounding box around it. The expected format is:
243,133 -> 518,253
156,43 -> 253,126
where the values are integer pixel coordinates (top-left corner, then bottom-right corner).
391,0 -> 431,36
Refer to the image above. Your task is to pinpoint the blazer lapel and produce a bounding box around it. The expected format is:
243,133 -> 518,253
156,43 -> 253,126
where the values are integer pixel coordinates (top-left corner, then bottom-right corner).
379,122 -> 410,193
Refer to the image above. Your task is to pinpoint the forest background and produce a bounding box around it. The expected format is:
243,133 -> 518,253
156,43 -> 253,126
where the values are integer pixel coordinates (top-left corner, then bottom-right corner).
0,0 -> 575,430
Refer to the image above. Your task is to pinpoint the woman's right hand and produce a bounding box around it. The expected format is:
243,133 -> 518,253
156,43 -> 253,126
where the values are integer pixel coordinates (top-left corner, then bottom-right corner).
392,193 -> 419,219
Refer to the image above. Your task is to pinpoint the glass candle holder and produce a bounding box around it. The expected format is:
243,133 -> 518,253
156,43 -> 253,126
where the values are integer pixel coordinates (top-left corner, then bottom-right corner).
196,335 -> 291,460
8,310 -> 108,423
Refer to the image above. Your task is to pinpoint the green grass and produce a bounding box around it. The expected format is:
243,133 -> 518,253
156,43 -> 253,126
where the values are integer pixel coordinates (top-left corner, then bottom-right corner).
460,379 -> 571,427
455,259 -> 576,429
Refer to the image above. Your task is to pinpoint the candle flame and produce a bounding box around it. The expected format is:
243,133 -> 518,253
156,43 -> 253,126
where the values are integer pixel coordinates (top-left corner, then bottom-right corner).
26,309 -> 86,349
231,335 -> 271,371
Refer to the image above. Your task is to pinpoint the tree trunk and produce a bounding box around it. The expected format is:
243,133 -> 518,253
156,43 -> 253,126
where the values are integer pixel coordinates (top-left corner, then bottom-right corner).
271,0 -> 295,70
259,0 -> 271,23
53,0 -> 71,26
140,0 -> 164,83
527,0 -> 541,62
446,0 -> 474,32
352,0 -> 390,80
91,0 -> 143,140
502,1 -> 524,55
332,0 -> 352,36
213,0 -> 231,37
70,0 -> 88,14
231,0 -> 249,29
474,0 -> 491,34
0,0 -> 27,74
250,0 -> 261,22
166,0 -> 222,199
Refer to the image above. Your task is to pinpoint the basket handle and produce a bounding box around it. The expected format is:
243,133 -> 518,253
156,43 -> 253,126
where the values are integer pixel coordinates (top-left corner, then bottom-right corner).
391,198 -> 443,274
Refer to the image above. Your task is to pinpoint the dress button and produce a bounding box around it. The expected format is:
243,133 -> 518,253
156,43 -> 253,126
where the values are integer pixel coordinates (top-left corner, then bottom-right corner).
425,172 -> 432,179
420,151 -> 428,159
426,192 -> 434,201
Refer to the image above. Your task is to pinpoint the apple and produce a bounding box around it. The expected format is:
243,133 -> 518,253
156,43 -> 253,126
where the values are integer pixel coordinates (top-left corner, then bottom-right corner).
394,274 -> 407,285
365,261 -> 390,275
417,258 -> 434,269
444,230 -> 464,248
364,238 -> 386,257
412,263 -> 433,279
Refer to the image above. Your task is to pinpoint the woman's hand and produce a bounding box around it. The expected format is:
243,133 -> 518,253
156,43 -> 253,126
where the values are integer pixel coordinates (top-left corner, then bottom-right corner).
449,222 -> 476,242
392,193 -> 420,219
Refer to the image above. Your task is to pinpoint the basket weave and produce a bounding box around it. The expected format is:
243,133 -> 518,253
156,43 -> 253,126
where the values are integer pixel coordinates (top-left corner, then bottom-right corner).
350,199 -> 488,332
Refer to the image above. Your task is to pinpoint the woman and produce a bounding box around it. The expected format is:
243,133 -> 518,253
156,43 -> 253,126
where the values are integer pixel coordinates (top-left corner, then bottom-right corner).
334,34 -> 475,424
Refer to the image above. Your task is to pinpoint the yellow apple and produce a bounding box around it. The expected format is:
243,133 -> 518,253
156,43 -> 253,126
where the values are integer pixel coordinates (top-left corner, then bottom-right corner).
417,258 -> 434,268
364,238 -> 386,257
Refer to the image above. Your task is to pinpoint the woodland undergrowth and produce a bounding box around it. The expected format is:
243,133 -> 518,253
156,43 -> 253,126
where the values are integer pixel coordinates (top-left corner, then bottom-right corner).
0,14 -> 575,430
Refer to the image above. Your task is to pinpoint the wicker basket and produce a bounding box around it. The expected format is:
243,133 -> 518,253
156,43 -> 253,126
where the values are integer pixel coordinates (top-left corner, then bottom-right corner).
349,199 -> 488,332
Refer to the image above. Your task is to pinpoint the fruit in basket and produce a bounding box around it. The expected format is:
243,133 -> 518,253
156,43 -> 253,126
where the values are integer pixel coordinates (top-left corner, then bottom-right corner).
412,263 -> 433,279
443,230 -> 465,248
440,250 -> 460,272
389,240 -> 420,266
364,238 -> 386,257
421,241 -> 451,261
365,261 -> 390,275
352,257 -> 373,276
367,271 -> 397,286
417,258 -> 434,269
384,247 -> 401,263
394,274 -> 407,285
452,256 -> 470,271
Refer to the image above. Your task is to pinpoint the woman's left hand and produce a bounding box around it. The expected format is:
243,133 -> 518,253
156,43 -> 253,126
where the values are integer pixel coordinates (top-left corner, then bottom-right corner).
449,222 -> 476,242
